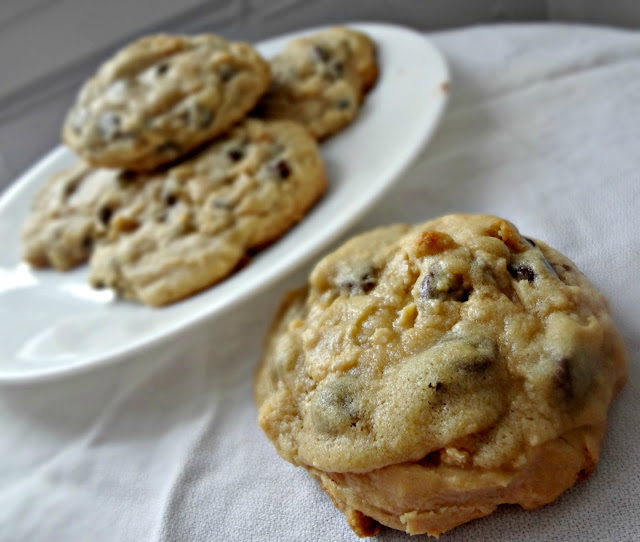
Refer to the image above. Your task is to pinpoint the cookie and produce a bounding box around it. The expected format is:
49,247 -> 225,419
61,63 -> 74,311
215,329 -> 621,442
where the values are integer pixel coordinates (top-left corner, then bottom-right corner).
89,119 -> 327,306
254,214 -> 627,537
320,26 -> 378,92
62,34 -> 270,171
255,27 -> 377,140
21,163 -> 147,270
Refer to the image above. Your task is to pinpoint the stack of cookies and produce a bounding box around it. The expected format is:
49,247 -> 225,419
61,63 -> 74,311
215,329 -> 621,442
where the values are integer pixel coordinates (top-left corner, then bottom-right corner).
22,27 -> 378,306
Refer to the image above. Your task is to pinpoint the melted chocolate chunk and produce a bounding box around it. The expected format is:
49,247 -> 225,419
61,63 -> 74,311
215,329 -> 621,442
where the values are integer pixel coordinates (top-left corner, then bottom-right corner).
420,268 -> 471,302
310,45 -> 331,63
418,450 -> 442,467
118,170 -> 138,183
555,357 -> 574,400
274,160 -> 291,180
554,354 -> 594,402
311,376 -> 360,434
219,64 -> 236,82
194,106 -> 214,129
329,61 -> 344,77
227,148 -> 244,162
508,262 -> 535,283
98,206 -> 113,225
338,267 -> 378,295
156,62 -> 170,76
63,180 -> 80,198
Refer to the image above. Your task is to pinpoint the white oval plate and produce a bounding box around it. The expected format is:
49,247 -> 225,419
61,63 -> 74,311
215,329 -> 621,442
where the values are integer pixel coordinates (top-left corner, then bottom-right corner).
0,22 -> 449,383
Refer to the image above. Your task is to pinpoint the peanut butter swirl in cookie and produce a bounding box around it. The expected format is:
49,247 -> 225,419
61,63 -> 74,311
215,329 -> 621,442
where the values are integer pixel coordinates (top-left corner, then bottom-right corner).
254,214 -> 627,537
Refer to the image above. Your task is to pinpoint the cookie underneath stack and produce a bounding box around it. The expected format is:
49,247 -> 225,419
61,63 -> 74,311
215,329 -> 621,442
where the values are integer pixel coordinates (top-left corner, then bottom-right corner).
21,26 -> 379,305
254,213 -> 627,537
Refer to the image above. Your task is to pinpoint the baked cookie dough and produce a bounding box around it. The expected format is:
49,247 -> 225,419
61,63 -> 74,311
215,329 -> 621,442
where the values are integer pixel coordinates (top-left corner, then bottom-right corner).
255,214 -> 627,537
63,34 -> 270,171
89,119 -> 327,306
255,27 -> 377,140
21,162 -> 147,270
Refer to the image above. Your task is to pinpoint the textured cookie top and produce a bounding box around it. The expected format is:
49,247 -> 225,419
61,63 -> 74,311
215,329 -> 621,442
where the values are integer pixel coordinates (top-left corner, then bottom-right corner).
89,119 -> 326,305
318,27 -> 378,91
63,34 -> 270,171
255,27 -> 374,140
255,214 -> 627,473
21,163 -> 142,270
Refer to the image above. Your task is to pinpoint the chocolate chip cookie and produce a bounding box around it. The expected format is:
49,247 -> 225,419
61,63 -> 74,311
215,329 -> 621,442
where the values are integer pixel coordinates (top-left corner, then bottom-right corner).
255,27 -> 377,140
254,214 -> 627,537
21,163 -> 148,270
89,119 -> 327,306
63,34 -> 270,171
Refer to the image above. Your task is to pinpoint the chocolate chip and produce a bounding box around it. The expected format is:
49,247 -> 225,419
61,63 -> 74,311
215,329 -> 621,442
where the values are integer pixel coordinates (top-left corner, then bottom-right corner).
165,194 -> 177,206
194,106 -> 214,129
310,45 -> 330,63
524,236 -> 537,247
98,206 -> 113,225
311,376 -> 361,434
418,450 -> 441,467
329,61 -> 344,77
156,62 -> 170,76
274,160 -> 291,180
508,262 -> 535,283
63,180 -> 80,198
554,354 -> 594,402
428,381 -> 443,391
81,236 -> 93,250
562,264 -> 573,272
337,99 -> 352,110
219,64 -> 236,82
338,267 -> 378,295
227,148 -> 244,162
118,170 -> 138,183
420,267 -> 471,302
555,358 -> 574,400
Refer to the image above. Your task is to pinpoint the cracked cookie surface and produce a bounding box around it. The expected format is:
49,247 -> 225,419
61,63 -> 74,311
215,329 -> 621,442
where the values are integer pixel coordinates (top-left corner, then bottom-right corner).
21,163 -> 148,270
63,34 -> 270,171
254,214 -> 627,537
255,27 -> 377,140
88,119 -> 326,306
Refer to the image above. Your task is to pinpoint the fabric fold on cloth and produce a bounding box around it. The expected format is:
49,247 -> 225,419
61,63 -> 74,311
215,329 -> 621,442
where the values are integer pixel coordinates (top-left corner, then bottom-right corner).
1,23 -> 639,541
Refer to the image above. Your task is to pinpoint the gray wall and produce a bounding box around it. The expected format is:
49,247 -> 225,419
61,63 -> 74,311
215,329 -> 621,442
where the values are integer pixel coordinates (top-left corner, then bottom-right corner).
0,0 -> 638,191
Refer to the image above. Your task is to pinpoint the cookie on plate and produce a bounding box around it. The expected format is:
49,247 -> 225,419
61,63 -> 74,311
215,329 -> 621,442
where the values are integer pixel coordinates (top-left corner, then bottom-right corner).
62,34 -> 270,171
254,214 -> 627,537
21,162 -> 148,270
255,27 -> 377,140
89,119 -> 327,306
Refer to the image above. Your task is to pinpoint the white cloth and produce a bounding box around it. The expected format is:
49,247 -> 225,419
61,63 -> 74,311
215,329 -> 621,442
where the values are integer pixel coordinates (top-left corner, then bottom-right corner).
2,23 -> 639,542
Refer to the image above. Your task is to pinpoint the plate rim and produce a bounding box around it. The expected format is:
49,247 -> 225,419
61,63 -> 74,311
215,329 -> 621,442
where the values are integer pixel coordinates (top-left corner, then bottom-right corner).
0,21 -> 450,385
